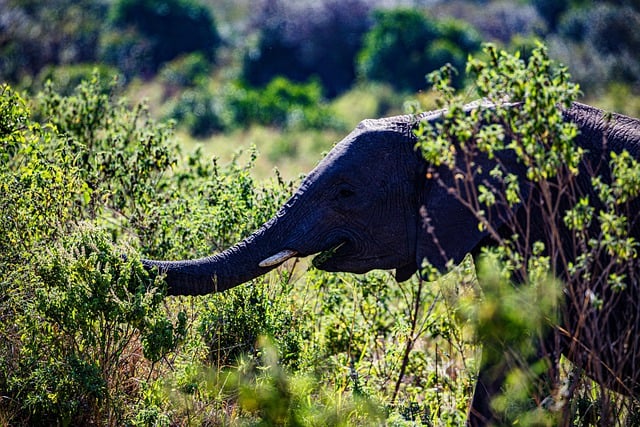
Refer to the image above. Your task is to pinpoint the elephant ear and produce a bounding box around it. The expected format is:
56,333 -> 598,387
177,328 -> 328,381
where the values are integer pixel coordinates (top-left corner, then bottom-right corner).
415,151 -> 529,274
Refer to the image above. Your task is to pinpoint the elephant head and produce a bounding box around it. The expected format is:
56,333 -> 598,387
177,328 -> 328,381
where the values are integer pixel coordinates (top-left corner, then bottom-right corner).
144,115 -> 426,294
143,106 -> 507,295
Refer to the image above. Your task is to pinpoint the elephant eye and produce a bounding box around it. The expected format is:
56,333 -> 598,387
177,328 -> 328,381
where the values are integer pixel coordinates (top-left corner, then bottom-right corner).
338,188 -> 355,198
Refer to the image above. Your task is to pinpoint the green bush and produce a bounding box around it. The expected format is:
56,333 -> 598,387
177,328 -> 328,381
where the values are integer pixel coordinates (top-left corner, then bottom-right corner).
34,74 -> 177,230
241,0 -> 372,98
167,86 -> 228,137
13,229 -> 184,424
106,0 -> 220,75
227,77 -> 341,130
197,275 -> 305,368
417,42 -> 640,424
358,9 -> 481,92
158,52 -> 211,93
553,4 -> 640,90
0,72 -> 299,424
166,76 -> 342,137
33,63 -> 119,96
0,85 -> 82,272
0,82 -> 187,423
0,0 -> 107,83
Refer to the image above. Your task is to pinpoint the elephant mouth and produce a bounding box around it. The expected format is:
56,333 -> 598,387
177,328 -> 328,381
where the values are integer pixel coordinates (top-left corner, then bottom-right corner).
312,241 -> 350,269
259,238 -> 352,270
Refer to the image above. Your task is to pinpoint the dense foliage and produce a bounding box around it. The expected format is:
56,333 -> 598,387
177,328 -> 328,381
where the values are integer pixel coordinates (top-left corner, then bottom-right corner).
104,0 -> 220,78
0,78 -> 298,424
0,82 -> 181,424
416,43 -> 640,424
3,0 -> 639,106
3,41 -> 640,425
241,0 -> 372,98
358,9 -> 481,92
1,0 -> 640,424
165,76 -> 342,137
0,67 -> 483,425
0,0 -> 220,83
0,0 -> 107,82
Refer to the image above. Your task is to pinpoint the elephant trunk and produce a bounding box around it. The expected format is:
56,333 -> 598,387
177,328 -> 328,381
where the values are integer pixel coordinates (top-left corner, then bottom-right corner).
142,223 -> 298,296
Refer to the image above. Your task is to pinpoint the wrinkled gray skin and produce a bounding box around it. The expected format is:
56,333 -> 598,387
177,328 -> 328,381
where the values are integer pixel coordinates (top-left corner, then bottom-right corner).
143,102 -> 640,426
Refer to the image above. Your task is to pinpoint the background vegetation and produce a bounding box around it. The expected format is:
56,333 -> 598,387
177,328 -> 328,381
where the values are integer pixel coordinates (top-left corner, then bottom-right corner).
1,0 -> 640,425
4,1 -> 640,152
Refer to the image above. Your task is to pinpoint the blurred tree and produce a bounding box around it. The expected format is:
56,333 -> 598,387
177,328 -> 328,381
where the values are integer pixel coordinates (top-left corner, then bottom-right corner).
357,9 -> 481,92
242,0 -> 372,98
553,3 -> 640,89
33,63 -> 118,96
159,52 -> 211,89
469,1 -> 546,43
225,77 -> 338,130
604,0 -> 640,11
531,0 -> 571,31
105,0 -> 220,77
98,28 -> 155,80
574,4 -> 640,56
167,86 -> 227,137
0,0 -> 107,83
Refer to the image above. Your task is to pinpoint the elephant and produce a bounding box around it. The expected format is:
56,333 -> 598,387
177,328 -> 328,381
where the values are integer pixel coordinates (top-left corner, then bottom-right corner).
143,100 -> 640,425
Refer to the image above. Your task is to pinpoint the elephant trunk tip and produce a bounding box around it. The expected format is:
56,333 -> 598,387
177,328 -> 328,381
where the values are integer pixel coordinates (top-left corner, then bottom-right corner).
258,249 -> 298,267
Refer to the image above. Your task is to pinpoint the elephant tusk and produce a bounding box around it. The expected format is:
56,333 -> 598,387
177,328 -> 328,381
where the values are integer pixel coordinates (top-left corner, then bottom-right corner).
259,249 -> 298,268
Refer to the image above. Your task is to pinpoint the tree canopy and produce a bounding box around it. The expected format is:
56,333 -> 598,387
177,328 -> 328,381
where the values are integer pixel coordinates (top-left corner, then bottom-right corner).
106,0 -> 221,75
358,9 -> 481,92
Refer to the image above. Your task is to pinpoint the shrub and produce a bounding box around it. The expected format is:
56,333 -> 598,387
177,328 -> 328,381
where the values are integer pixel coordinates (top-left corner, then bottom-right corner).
34,74 -> 178,232
357,9 -> 481,92
242,0 -> 372,98
166,76 -> 342,137
227,77 -> 340,130
197,275 -> 305,368
12,230 -> 184,424
0,0 -> 107,83
0,82 -> 187,423
0,71 -> 300,423
167,86 -> 228,137
0,84 -> 82,272
553,4 -> 640,90
106,0 -> 220,75
158,52 -> 211,95
33,63 -> 119,96
417,42 -> 640,424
